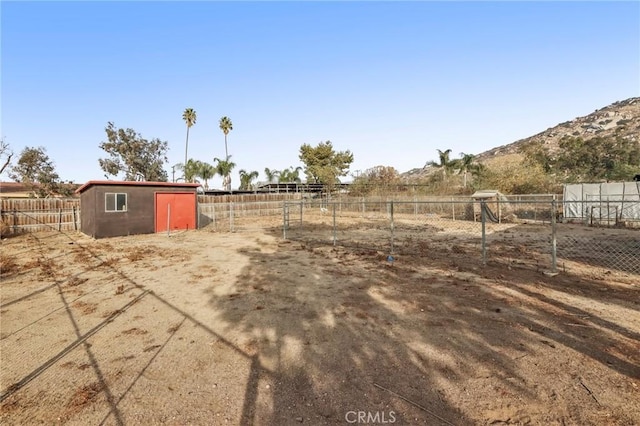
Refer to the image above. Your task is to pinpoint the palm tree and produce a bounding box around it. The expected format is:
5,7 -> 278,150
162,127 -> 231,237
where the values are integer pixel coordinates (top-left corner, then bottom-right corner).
214,156 -> 236,191
427,149 -> 458,178
219,116 -> 233,161
458,152 -> 478,188
239,169 -> 259,190
196,161 -> 216,190
278,166 -> 303,183
264,167 -> 280,183
182,108 -> 197,177
175,159 -> 201,183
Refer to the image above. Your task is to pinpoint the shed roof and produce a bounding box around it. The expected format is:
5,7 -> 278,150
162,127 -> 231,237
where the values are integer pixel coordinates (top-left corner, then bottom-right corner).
471,190 -> 502,199
76,180 -> 201,194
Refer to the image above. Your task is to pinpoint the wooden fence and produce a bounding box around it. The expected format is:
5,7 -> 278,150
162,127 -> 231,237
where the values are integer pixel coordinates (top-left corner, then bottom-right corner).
1,198 -> 81,235
0,194 -> 301,236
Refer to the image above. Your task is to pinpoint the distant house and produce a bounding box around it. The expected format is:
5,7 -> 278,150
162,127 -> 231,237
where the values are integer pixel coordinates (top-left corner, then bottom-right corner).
76,181 -> 200,238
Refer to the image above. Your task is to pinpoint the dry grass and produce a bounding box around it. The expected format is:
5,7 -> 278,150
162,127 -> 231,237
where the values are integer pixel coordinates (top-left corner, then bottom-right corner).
0,253 -> 19,276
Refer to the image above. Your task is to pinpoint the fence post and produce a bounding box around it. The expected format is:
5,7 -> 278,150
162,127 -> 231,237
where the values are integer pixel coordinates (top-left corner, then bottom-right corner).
300,200 -> 303,228
332,203 -> 337,246
451,197 -> 455,220
283,201 -> 288,239
13,208 -> 17,234
58,209 -> 62,231
361,197 -> 365,215
414,196 -> 418,216
390,201 -> 395,254
481,200 -> 487,266
551,197 -> 557,273
72,206 -> 78,230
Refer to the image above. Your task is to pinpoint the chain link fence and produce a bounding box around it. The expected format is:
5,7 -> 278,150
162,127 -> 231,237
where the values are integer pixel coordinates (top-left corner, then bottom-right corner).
283,198 -> 640,275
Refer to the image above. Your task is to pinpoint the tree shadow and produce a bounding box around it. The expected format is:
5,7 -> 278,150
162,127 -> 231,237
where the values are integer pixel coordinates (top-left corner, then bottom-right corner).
211,224 -> 640,423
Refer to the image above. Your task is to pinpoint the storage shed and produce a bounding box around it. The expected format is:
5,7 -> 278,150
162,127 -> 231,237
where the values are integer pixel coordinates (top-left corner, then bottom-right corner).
76,181 -> 200,238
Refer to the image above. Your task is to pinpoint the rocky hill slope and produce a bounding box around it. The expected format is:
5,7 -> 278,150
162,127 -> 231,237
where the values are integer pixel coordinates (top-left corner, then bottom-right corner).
403,97 -> 639,180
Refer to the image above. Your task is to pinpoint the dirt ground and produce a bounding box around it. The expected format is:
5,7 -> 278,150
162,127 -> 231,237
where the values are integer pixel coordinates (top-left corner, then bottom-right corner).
1,218 -> 639,425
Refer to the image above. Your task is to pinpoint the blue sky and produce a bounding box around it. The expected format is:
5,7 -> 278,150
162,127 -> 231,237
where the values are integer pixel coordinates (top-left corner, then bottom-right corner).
2,1 -> 639,188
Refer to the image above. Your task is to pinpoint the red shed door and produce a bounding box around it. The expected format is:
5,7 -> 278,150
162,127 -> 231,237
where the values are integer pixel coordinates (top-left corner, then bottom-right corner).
155,192 -> 196,233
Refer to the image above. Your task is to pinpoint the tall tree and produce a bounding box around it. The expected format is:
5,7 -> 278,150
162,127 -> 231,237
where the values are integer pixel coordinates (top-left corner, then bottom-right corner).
218,116 -> 233,189
182,108 -> 197,179
239,169 -> 259,190
99,122 -> 169,181
299,141 -> 354,188
196,162 -> 216,190
214,156 -> 236,191
219,116 -> 233,160
9,146 -> 63,198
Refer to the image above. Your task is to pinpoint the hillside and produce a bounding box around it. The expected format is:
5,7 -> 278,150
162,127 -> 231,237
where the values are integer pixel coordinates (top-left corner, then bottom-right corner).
403,97 -> 640,180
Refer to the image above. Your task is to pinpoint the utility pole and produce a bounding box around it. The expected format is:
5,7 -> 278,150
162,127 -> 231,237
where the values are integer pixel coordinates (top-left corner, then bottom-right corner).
172,165 -> 176,183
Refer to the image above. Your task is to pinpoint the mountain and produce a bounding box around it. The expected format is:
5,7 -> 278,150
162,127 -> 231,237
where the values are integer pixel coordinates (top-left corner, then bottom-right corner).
403,97 -> 640,180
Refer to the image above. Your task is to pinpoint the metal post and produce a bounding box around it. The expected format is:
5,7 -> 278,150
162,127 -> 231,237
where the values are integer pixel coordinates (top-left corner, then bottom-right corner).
390,201 -> 395,254
58,209 -> 62,231
283,201 -> 287,239
72,206 -> 78,230
481,200 -> 487,266
551,198 -> 557,272
300,200 -> 303,228
167,204 -> 171,237
332,203 -> 337,246
230,202 -> 234,232
451,197 -> 455,220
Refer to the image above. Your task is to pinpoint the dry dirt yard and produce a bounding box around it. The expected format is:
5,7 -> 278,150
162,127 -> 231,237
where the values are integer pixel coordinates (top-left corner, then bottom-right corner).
0,222 -> 639,425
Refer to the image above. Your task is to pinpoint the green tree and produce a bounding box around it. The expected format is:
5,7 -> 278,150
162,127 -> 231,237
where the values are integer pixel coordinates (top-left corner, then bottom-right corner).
9,146 -> 63,197
239,169 -> 259,190
264,167 -> 280,183
196,162 -> 216,190
175,159 -> 201,183
99,122 -> 169,181
427,149 -> 458,178
214,156 -> 236,191
299,141 -> 354,188
182,108 -> 197,179
278,166 -> 303,183
457,152 -> 480,188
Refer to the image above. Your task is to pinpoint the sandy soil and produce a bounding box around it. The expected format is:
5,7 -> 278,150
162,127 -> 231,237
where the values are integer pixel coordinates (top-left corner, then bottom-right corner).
1,218 -> 639,425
